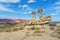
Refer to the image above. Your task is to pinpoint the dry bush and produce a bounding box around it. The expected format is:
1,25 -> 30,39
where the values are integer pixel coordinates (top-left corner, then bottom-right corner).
4,28 -> 11,32
52,25 -> 60,39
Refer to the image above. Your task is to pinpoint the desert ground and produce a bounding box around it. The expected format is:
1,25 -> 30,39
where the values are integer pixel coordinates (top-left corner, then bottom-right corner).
0,28 -> 60,40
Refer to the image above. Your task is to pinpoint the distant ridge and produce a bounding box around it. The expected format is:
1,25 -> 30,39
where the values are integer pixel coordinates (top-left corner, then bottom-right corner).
0,19 -> 30,23
49,21 -> 60,26
0,19 -> 60,23
50,21 -> 60,24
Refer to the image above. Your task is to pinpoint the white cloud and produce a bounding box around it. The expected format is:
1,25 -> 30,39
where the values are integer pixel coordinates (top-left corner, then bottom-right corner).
54,6 -> 60,10
28,0 -> 36,3
54,0 -> 60,14
49,1 -> 60,16
23,11 -> 32,14
20,4 -> 33,11
19,5 -> 21,8
23,12 -> 27,14
0,5 -> 16,12
50,7 -> 60,16
51,13 -> 58,16
18,4 -> 34,14
28,11 -> 32,13
0,0 -> 20,3
22,4 -> 28,8
55,1 -> 60,5
19,5 -> 28,8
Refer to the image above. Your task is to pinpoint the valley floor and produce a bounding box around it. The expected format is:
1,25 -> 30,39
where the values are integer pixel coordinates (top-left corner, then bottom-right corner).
0,29 -> 60,40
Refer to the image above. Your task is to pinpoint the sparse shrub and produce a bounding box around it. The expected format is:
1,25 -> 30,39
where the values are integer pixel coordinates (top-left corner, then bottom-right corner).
19,26 -> 24,30
40,29 -> 46,33
57,35 -> 60,39
51,32 -> 58,37
0,23 -> 26,32
32,33 -> 41,36
12,28 -> 19,31
0,29 -> 3,32
26,32 -> 30,36
4,28 -> 11,32
27,28 -> 30,30
29,27 -> 40,30
50,26 -> 54,30
31,27 -> 35,30
32,30 -> 42,36
35,27 -> 40,30
34,30 -> 41,33
52,25 -> 60,39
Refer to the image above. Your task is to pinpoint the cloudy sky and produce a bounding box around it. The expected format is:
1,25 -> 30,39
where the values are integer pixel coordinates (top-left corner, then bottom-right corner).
0,0 -> 60,21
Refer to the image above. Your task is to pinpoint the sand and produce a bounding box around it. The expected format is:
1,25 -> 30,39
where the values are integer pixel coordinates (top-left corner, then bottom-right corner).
0,29 -> 60,40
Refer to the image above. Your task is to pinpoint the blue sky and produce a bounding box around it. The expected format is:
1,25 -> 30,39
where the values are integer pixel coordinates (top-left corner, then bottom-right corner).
0,0 -> 60,21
